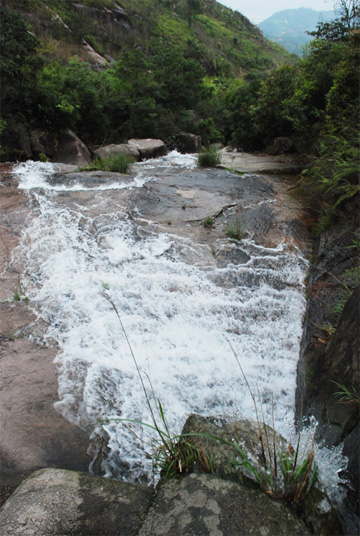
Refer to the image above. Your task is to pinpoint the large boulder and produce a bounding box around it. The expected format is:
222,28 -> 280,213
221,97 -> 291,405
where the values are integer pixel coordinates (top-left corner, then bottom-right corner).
139,473 -> 310,536
82,40 -> 108,69
94,143 -> 140,162
13,124 -> 33,159
30,129 -> 58,158
127,139 -> 168,160
176,132 -> 202,153
181,415 -> 342,535
51,130 -> 91,166
0,468 -> 154,536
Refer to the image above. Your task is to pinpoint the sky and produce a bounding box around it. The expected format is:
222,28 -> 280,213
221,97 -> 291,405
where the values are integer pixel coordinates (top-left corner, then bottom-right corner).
218,0 -> 335,24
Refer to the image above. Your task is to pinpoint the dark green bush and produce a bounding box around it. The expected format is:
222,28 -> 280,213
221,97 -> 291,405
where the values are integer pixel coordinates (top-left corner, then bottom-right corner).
198,147 -> 221,167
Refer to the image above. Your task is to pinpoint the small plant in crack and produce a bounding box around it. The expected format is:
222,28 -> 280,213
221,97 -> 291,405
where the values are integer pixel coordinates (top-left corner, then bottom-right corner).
203,216 -> 214,228
226,219 -> 243,240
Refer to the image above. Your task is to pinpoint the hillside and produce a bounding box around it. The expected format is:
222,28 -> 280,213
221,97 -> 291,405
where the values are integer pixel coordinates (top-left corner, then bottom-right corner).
0,0 -> 296,160
259,7 -> 335,55
2,0 -> 293,74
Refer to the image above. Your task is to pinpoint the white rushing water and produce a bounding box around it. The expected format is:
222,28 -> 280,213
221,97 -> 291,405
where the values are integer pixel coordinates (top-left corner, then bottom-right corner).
12,155 -> 346,489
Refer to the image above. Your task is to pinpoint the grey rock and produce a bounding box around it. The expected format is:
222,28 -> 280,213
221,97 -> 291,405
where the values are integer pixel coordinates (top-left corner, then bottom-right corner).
296,195 -> 360,534
209,142 -> 224,151
51,129 -> 91,166
72,3 -> 131,31
94,143 -> 140,161
139,473 -> 311,535
214,242 -> 251,267
181,415 -> 291,487
82,40 -> 108,69
219,149 -> 303,173
128,138 -> 168,160
181,415 -> 343,535
176,132 -> 202,153
0,468 -> 154,536
30,129 -> 57,158
13,124 -> 32,159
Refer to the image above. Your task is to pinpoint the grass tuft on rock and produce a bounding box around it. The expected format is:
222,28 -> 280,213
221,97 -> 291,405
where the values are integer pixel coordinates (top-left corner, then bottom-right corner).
226,219 -> 243,240
80,153 -> 133,174
198,147 -> 221,168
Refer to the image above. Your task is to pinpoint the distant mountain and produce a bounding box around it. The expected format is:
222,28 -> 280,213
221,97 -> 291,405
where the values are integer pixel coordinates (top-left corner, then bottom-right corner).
259,7 -> 336,55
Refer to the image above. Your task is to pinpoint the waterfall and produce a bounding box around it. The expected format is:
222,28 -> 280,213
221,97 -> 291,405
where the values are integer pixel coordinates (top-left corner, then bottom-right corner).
14,154 -> 311,482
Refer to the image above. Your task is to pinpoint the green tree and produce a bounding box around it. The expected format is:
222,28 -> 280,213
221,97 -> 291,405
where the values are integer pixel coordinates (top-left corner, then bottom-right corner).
249,65 -> 297,149
150,46 -> 205,109
0,8 -> 43,159
308,0 -> 359,41
187,0 -> 203,28
0,9 -> 41,114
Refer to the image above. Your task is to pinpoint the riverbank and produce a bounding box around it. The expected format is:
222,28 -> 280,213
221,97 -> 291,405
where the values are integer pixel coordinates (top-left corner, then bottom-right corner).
0,165 -> 91,504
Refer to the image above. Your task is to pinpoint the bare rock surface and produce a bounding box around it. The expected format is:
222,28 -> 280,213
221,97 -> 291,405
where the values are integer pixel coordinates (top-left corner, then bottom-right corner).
220,148 -> 303,174
296,195 -> 360,534
0,166 -> 90,504
139,473 -> 311,536
51,129 -> 91,166
94,143 -> 141,161
0,468 -> 153,536
128,138 -> 168,159
176,132 -> 202,153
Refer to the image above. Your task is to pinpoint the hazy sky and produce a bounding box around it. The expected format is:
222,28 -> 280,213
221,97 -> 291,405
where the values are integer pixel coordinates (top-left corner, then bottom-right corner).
218,0 -> 335,24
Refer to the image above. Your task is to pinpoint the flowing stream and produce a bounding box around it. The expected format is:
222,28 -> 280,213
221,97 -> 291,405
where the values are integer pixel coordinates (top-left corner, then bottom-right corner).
12,154 -> 344,489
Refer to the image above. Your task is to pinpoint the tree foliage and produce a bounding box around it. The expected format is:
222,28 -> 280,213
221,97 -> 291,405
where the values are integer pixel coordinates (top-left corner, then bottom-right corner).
0,8 -> 41,107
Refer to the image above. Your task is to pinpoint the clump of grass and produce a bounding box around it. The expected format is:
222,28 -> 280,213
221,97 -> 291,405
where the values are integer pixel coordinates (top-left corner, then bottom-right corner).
80,153 -> 133,174
203,216 -> 213,228
332,381 -> 360,407
12,283 -> 29,302
226,219 -> 243,240
198,147 -> 221,167
227,340 -> 318,503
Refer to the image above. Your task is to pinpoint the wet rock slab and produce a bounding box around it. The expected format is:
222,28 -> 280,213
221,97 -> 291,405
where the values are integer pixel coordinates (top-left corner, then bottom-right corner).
0,167 -> 91,504
220,150 -> 303,174
139,473 -> 310,536
0,468 -> 154,536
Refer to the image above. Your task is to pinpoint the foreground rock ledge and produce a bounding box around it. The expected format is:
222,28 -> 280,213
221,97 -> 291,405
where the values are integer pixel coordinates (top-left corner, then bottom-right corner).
0,468 -> 153,536
139,473 -> 310,536
0,468 -> 311,536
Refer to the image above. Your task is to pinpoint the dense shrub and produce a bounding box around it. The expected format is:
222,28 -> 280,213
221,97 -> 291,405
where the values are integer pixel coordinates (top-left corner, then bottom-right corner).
198,147 -> 221,167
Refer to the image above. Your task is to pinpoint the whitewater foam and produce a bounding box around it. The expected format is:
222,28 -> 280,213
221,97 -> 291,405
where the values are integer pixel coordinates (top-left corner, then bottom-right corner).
13,156 -> 342,487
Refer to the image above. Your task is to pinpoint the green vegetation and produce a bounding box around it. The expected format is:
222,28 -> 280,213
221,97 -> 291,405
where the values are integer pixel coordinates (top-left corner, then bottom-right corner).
79,153 -> 133,173
332,381 -> 360,407
0,1 -> 358,238
227,1 -> 359,229
0,0 -> 292,160
226,219 -> 243,240
12,283 -> 29,302
198,147 -> 221,167
203,216 -> 214,228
